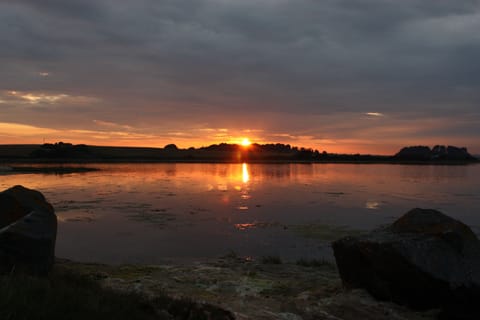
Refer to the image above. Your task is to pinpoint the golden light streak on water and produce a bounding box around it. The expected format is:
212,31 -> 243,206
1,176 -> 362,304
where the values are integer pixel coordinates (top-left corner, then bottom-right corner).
242,163 -> 250,183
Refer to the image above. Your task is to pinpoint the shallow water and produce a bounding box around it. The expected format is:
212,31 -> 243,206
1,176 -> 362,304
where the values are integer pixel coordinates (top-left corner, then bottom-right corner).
1,163 -> 480,264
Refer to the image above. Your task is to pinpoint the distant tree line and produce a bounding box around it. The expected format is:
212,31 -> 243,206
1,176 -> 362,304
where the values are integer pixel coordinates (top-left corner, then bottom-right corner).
30,142 -> 92,159
395,145 -> 476,161
27,142 -> 477,162
195,143 -> 325,160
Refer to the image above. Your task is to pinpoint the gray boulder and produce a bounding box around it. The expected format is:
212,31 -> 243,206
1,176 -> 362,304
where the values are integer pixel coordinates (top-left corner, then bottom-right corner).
0,185 -> 57,275
332,208 -> 480,318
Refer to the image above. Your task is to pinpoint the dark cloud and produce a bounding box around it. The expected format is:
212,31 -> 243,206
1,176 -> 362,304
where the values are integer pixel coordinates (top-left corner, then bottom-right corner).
13,0 -> 105,20
0,0 -> 479,152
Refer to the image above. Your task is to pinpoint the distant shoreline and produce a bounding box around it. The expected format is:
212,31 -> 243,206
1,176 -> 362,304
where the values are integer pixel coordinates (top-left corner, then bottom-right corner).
0,143 -> 477,166
1,158 -> 478,166
0,165 -> 100,174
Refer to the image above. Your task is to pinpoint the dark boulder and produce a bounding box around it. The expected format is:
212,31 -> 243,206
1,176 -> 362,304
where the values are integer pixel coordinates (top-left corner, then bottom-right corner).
332,208 -> 480,318
0,185 -> 57,275
0,193 -> 27,228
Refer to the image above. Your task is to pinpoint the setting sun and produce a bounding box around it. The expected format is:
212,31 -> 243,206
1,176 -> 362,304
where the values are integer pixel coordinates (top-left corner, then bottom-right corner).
241,138 -> 252,147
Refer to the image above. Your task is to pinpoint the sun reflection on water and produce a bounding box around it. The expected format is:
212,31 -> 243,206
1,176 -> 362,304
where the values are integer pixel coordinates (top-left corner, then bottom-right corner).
242,163 -> 250,183
0,163 -> 479,264
235,163 -> 251,211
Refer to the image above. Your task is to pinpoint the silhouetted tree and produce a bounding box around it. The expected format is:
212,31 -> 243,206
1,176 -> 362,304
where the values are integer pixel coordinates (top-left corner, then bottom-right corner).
164,144 -> 178,151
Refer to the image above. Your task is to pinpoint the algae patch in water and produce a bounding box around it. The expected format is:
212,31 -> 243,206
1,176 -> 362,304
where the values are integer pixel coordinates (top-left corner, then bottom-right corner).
111,202 -> 177,228
234,221 -> 285,231
127,211 -> 176,228
65,216 -> 95,223
289,223 -> 365,241
54,199 -> 103,212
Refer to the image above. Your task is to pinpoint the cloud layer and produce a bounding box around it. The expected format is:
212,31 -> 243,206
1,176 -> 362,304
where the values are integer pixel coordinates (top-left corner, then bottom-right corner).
1,0 -> 479,153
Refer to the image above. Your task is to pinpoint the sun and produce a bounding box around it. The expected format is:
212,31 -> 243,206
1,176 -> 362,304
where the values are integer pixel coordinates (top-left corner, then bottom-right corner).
241,138 -> 252,147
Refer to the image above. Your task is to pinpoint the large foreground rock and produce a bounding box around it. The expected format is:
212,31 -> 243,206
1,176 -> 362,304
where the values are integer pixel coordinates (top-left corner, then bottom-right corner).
0,185 -> 57,275
332,208 -> 480,318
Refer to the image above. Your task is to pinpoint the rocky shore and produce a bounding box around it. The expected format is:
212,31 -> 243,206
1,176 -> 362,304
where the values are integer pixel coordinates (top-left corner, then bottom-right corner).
2,186 -> 479,319
55,256 -> 437,320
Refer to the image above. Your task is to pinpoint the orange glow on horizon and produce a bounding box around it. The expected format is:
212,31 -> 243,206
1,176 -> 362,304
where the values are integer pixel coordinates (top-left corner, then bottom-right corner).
0,135 -> 471,156
1,122 -> 478,156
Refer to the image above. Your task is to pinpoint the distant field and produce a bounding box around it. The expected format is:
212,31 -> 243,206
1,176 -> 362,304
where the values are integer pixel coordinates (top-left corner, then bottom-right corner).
0,144 -> 295,162
0,144 -> 476,164
84,146 -> 295,162
0,145 -> 39,158
0,144 -> 171,160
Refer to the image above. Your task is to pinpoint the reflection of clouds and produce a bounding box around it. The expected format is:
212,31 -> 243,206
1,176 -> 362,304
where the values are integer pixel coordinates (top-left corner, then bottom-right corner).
207,164 -> 251,196
365,201 -> 380,210
235,223 -> 255,230
400,165 -> 468,181
217,184 -> 228,191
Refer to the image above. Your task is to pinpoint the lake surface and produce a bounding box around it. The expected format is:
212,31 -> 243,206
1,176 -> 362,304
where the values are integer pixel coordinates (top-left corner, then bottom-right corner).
2,163 -> 480,264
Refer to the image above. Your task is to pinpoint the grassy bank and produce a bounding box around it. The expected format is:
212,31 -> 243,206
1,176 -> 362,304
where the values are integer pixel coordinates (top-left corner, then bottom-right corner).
0,268 -> 158,320
0,262 -> 235,320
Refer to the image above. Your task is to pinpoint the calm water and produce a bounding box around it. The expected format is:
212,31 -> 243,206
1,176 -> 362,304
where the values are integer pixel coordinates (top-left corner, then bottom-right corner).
2,163 -> 480,264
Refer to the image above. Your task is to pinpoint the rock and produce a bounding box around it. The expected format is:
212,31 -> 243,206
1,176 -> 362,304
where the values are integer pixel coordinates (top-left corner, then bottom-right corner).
3,185 -> 54,215
0,185 -> 57,275
0,193 -> 28,228
332,208 -> 480,318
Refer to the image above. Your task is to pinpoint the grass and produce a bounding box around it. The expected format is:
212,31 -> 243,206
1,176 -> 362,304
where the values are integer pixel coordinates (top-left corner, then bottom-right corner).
260,255 -> 282,264
0,270 -> 160,320
0,268 -> 234,320
296,258 -> 333,268
222,250 -> 239,259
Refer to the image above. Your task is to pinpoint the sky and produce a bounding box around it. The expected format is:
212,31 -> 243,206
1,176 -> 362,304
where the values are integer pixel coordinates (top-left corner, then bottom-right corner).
1,0 -> 479,154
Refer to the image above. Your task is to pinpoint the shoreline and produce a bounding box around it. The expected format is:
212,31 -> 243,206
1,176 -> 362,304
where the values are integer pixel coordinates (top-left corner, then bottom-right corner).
1,158 -> 478,165
55,256 -> 438,320
0,166 -> 100,174
1,143 -> 477,166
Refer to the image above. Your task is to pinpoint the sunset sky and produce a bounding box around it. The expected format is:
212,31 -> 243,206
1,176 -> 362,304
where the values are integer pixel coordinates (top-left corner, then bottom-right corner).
1,0 -> 479,154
